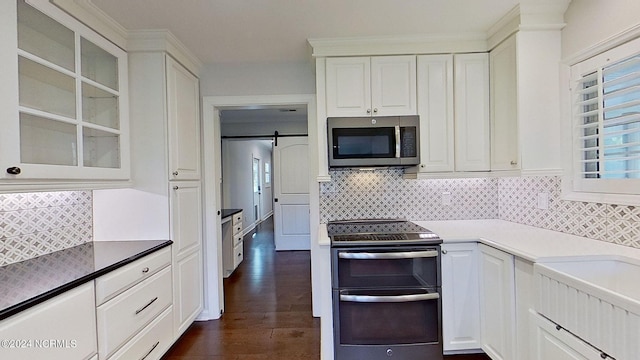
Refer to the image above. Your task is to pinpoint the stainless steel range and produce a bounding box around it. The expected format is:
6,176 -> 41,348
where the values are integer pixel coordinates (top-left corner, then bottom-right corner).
328,219 -> 443,360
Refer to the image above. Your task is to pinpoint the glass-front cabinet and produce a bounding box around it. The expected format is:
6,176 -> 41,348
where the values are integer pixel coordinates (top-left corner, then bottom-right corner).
0,0 -> 129,182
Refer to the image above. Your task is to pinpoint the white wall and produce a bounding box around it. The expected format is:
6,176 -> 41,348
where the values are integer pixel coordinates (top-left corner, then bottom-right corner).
562,0 -> 640,60
222,139 -> 273,230
200,61 -> 315,96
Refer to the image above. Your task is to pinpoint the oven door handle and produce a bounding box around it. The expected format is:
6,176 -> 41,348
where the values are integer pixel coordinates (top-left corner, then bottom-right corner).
340,292 -> 440,303
338,250 -> 438,259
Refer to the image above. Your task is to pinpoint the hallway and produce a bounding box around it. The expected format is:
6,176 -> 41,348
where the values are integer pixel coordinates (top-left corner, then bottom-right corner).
161,217 -> 321,359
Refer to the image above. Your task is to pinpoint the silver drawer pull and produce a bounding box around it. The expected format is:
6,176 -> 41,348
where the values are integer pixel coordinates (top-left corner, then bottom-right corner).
340,293 -> 440,303
135,297 -> 158,315
140,341 -> 160,360
338,250 -> 438,260
142,267 -> 150,273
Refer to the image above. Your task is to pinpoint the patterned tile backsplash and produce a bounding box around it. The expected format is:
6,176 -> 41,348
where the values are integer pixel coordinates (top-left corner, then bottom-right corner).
320,169 -> 499,222
0,191 -> 93,266
320,170 -> 640,249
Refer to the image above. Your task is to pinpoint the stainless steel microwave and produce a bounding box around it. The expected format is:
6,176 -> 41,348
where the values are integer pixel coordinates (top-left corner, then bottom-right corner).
328,116 -> 420,168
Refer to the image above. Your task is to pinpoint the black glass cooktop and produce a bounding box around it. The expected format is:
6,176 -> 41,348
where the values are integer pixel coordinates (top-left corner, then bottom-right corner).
327,219 -> 441,246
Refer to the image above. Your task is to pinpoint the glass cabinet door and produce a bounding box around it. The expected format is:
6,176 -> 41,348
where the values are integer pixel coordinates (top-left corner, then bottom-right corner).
13,0 -> 126,178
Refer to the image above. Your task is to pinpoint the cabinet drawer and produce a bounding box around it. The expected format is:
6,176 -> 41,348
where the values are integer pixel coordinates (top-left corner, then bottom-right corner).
233,241 -> 243,269
232,221 -> 243,236
108,306 -> 173,360
96,247 -> 171,305
97,266 -> 172,359
232,212 -> 242,225
233,233 -> 243,247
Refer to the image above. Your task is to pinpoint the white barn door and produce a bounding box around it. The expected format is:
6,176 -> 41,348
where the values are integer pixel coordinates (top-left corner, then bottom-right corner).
273,136 -> 310,250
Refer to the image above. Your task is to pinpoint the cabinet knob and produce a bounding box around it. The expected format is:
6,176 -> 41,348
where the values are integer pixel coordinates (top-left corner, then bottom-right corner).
510,160 -> 518,166
172,171 -> 179,176
420,164 -> 425,168
600,353 -> 608,359
142,267 -> 150,273
366,109 -> 371,114
173,186 -> 179,190
6,167 -> 21,175
373,108 -> 378,113
442,249 -> 447,254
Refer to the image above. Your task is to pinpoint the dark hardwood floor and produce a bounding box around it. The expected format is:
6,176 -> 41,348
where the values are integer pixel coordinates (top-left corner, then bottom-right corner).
161,217 -> 489,360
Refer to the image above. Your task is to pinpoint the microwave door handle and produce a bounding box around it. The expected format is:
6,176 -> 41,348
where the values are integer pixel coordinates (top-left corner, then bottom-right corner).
395,125 -> 401,158
340,293 -> 440,303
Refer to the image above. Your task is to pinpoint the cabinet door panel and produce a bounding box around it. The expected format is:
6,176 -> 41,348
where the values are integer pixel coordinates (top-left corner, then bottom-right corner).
416,55 -> 454,172
167,55 -> 200,180
0,282 -> 97,360
441,243 -> 481,352
491,35 -> 520,170
174,249 -> 203,337
454,54 -> 490,172
371,55 -> 417,116
170,181 -> 203,257
325,57 -> 371,117
479,244 -> 516,360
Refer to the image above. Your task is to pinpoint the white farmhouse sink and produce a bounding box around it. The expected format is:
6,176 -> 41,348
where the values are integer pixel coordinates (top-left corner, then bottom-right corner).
534,255 -> 640,360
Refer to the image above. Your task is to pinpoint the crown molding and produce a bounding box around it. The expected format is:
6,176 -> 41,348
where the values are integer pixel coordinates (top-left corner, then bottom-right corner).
487,5 -> 521,50
127,30 -> 203,76
308,33 -> 488,57
51,0 -> 128,49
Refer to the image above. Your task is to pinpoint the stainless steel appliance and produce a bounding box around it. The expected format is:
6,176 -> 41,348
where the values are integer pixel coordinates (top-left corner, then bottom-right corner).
327,116 -> 420,168
328,219 -> 443,360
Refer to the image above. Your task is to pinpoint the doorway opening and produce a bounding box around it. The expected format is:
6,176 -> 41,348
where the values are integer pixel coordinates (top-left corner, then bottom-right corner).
201,94 -> 319,321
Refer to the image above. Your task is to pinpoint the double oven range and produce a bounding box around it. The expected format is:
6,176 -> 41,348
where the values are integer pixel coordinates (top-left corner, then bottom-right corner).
328,219 -> 443,360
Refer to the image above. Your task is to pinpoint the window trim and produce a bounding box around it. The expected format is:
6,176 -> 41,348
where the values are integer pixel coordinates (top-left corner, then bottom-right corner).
563,36 -> 640,205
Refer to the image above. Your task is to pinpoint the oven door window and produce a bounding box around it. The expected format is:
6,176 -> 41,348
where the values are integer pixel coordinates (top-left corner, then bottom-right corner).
337,288 -> 440,345
332,127 -> 396,159
335,248 -> 439,288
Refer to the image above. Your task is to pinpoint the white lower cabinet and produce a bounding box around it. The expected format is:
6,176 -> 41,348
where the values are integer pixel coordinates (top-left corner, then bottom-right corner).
94,248 -> 173,360
97,266 -> 172,359
108,306 -> 174,360
478,244 -> 516,360
441,242 -> 481,353
223,211 -> 244,277
0,282 -> 97,360
174,249 -> 203,336
530,311 -> 603,360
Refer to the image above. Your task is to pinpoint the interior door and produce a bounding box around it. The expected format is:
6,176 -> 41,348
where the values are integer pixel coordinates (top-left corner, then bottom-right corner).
273,136 -> 310,250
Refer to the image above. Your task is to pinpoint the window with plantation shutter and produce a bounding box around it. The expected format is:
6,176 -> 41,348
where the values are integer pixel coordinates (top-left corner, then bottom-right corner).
571,37 -> 640,195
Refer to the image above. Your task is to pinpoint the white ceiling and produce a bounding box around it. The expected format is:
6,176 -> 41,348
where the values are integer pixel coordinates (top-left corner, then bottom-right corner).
89,0 -> 519,65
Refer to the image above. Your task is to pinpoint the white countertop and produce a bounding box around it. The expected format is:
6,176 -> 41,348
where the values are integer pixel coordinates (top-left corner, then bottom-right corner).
319,219 -> 640,263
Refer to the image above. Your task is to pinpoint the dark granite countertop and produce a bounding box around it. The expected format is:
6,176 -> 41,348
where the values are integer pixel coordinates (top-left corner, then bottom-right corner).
0,239 -> 172,321
221,208 -> 242,219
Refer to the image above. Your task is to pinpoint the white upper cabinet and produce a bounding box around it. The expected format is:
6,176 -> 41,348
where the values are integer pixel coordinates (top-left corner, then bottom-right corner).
490,35 -> 520,171
0,0 -> 129,182
454,53 -> 490,172
326,55 -> 417,117
414,54 -> 455,172
166,56 -> 201,181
